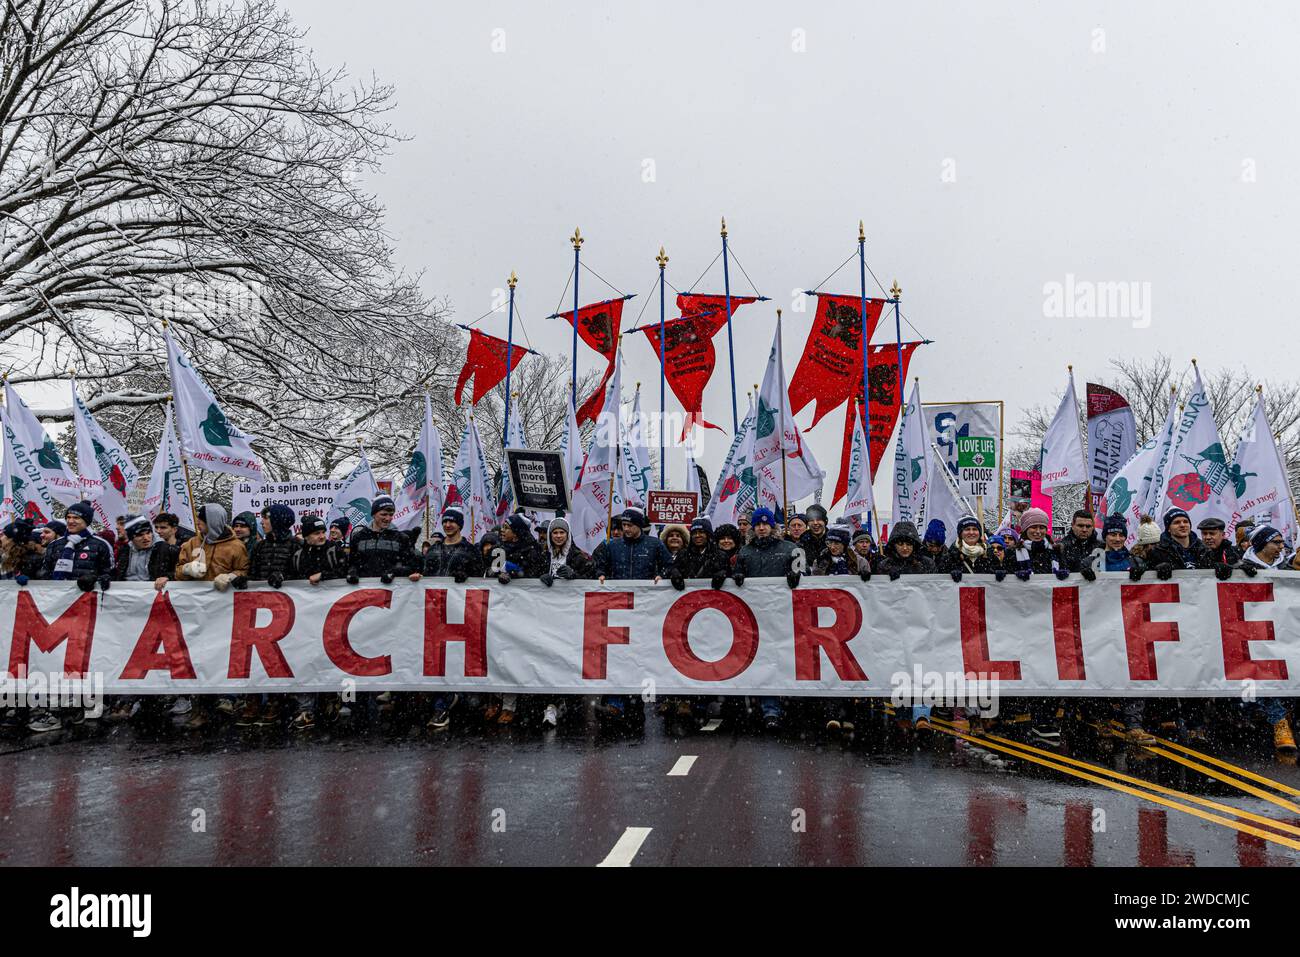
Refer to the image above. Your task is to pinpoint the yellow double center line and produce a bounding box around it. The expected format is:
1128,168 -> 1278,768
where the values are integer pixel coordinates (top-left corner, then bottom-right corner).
927,717 -> 1300,851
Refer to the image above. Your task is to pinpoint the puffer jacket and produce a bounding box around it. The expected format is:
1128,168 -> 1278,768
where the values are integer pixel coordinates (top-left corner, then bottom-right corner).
1007,538 -> 1059,575
348,526 -> 417,578
251,533 -> 298,581
812,549 -> 865,576
735,535 -> 798,578
1148,532 -> 1207,571
673,542 -> 725,580
424,539 -> 485,579
877,544 -> 935,577
288,540 -> 346,581
945,542 -> 1001,574
1058,531 -> 1103,572
42,532 -> 114,581
175,532 -> 249,581
591,532 -> 675,581
1197,539 -> 1241,571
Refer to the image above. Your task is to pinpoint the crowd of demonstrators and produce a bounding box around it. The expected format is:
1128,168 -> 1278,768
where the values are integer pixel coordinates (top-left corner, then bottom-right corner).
3,494 -> 1298,759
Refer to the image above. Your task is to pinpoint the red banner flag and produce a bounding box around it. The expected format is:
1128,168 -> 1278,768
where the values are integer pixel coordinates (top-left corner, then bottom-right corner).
559,299 -> 626,424
832,342 -> 923,506
788,294 -> 886,428
454,329 -> 527,406
637,294 -> 757,438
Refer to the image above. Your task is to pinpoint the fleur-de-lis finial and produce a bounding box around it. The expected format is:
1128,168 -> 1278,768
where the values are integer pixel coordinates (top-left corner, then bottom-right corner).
720,216 -> 727,238
890,279 -> 902,300
859,220 -> 865,243
656,246 -> 668,269
508,271 -> 517,289
571,227 -> 583,250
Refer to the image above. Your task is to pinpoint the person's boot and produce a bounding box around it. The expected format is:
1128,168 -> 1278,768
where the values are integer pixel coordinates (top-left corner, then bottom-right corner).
1274,717 -> 1297,753
1124,724 -> 1156,746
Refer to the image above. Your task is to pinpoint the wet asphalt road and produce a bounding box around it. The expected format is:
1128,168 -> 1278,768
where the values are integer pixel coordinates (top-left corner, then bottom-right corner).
1,705 -> 1297,867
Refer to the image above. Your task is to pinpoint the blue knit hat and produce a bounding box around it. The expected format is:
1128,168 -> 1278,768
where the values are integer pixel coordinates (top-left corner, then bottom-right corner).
924,519 -> 947,544
751,507 -> 777,528
65,501 -> 94,525
1163,506 -> 1190,530
441,506 -> 465,529
1103,514 -> 1128,537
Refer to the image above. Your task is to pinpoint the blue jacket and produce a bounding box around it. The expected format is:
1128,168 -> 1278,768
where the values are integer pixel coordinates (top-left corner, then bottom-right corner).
591,533 -> 674,580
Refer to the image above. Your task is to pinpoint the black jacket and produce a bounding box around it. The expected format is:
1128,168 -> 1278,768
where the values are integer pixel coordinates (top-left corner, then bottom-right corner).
347,525 -> 417,578
251,532 -> 299,581
945,543 -> 1001,574
42,533 -> 113,581
288,541 -> 346,581
1059,532 -> 1103,572
1148,533 -> 1207,570
502,535 -> 545,578
673,542 -> 725,580
1197,539 -> 1241,570
877,545 -> 935,576
113,540 -> 179,582
1007,539 -> 1059,575
542,545 -> 595,579
424,539 -> 485,578
736,535 -> 798,578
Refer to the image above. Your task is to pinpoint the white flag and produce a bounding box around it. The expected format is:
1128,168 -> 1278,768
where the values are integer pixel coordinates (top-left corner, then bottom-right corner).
707,396 -> 758,528
1086,383 -> 1137,494
165,328 -> 264,480
393,394 -> 444,532
892,380 -> 931,527
1228,392 -> 1296,544
619,388 -> 653,507
496,403 -> 529,518
1099,430 -> 1163,546
72,382 -> 139,524
1156,366 -> 1237,527
142,403 -> 192,522
326,451 -> 379,530
843,402 -> 879,528
1140,389 -> 1181,518
1039,369 -> 1086,490
449,417 -> 495,543
3,382 -> 80,505
1,409 -> 57,526
924,445 -> 976,546
751,317 -> 798,471
569,350 -> 626,554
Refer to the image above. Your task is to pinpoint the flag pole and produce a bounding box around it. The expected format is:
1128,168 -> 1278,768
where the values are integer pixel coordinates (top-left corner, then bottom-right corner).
721,216 -> 738,433
69,367 -> 86,502
891,280 -> 904,401
160,318 -> 202,534
1071,364 -> 1093,516
570,228 -> 583,399
656,245 -> 668,490
606,339 -> 622,540
776,309 -> 790,522
503,271 -> 518,447
857,221 -> 873,481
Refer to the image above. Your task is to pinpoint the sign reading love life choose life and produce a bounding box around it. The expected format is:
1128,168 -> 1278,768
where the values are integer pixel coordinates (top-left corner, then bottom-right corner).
924,401 -> 1004,505
2,574 -> 1296,697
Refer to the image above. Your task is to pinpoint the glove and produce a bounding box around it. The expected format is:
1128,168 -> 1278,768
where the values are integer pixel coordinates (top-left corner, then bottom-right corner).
710,574 -> 726,590
859,569 -> 871,583
1054,568 -> 1070,581
14,574 -> 28,587
1241,562 -> 1258,578
1015,570 -> 1031,582
453,571 -> 468,584
732,572 -> 745,587
1129,565 -> 1144,581
380,572 -> 394,585
994,569 -> 1006,582
1080,565 -> 1096,582
232,576 -> 248,590
497,572 -> 511,585
1079,551 -> 1099,582
98,575 -> 111,592
77,575 -> 96,593
555,565 -> 576,580
786,571 -> 801,589
671,574 -> 685,591
267,572 -> 284,589
346,573 -> 360,585
213,573 -> 235,592
504,561 -> 522,577
1156,563 -> 1173,581
1215,564 -> 1232,581
950,569 -> 962,583
889,569 -> 901,582
540,572 -> 555,587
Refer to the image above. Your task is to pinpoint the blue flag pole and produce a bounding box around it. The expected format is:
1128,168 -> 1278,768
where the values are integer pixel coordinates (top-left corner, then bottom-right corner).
571,228 -> 583,399
721,217 -> 738,434
891,279 -> 904,400
503,270 -> 517,448
656,245 -> 668,489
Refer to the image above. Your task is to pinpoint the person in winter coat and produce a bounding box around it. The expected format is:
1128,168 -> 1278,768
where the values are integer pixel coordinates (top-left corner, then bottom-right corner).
673,517 -> 724,586
151,513 -> 194,552
713,524 -> 741,574
346,496 -> 416,582
538,516 -> 594,585
798,504 -> 830,564
1195,516 -> 1240,578
1007,507 -> 1068,580
1058,509 -> 1102,572
163,503 -> 249,591
812,527 -> 867,576
922,519 -> 952,572
660,524 -> 689,562
785,513 -> 807,543
985,534 -> 1009,576
877,520 -> 935,578
2,520 -> 44,581
42,501 -> 113,590
285,515 -> 347,732
1099,514 -> 1142,575
592,507 -> 674,583
114,515 -> 179,582
945,516 -> 999,579
734,508 -> 802,732
250,504 -> 298,586
231,510 -> 260,561
421,507 -> 485,583
497,513 -> 545,583
329,518 -> 351,546
1146,507 -> 1207,578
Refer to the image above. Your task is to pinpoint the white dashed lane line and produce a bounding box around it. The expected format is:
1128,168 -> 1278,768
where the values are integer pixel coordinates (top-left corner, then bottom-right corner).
667,755 -> 698,777
596,826 -> 653,867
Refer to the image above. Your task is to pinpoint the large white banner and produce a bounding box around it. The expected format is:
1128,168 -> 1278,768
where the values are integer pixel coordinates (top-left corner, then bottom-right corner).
3,575 -> 1298,697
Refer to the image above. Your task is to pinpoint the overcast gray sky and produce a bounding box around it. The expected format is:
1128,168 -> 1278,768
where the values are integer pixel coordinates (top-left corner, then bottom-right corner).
281,0 -> 1300,503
